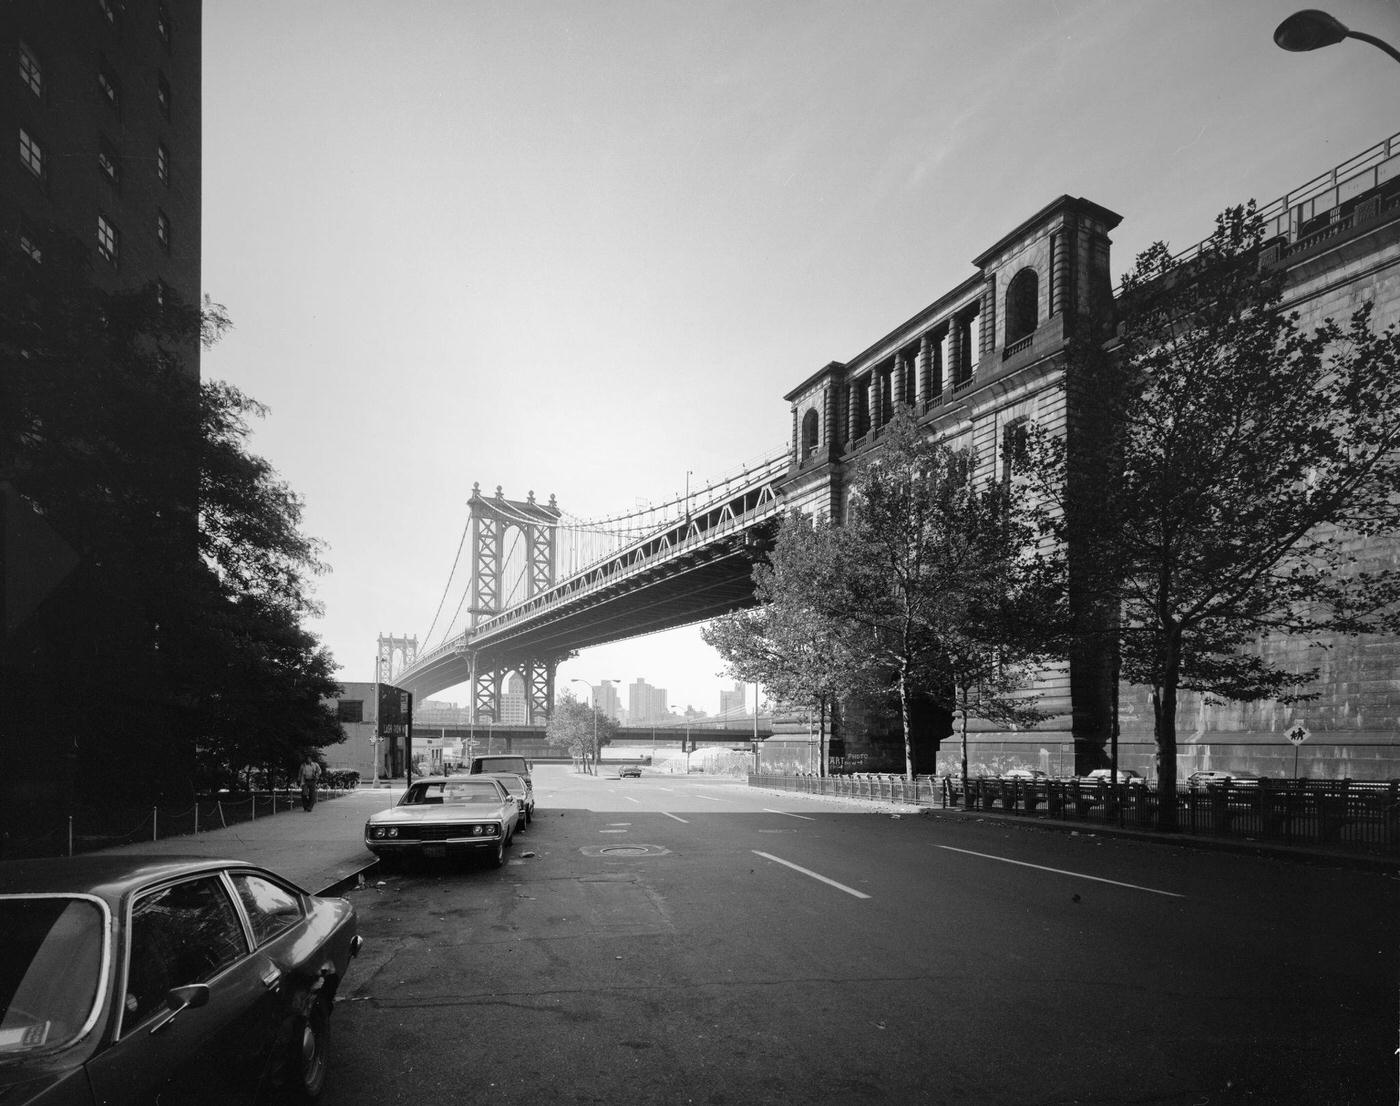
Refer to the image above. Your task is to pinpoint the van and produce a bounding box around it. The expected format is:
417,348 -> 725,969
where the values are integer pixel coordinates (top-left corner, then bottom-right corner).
468,755 -> 531,782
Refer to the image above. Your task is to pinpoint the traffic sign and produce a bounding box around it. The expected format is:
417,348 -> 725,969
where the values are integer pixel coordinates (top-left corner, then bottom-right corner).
1285,723 -> 1310,746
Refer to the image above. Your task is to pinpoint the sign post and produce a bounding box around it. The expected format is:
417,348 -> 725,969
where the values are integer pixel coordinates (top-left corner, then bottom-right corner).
1285,722 -> 1310,781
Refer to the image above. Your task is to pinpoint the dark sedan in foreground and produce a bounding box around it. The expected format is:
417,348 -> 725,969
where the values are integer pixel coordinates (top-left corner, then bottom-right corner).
364,776 -> 521,869
0,855 -> 361,1105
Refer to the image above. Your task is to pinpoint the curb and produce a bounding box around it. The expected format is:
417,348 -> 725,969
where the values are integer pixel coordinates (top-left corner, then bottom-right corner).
745,784 -> 1400,875
316,860 -> 379,898
914,805 -> 1400,875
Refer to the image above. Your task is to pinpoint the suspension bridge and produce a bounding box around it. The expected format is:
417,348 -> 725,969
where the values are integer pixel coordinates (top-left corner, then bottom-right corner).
386,450 -> 792,723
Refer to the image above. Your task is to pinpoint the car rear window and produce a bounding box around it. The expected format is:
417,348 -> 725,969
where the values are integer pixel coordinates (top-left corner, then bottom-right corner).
0,895 -> 106,1053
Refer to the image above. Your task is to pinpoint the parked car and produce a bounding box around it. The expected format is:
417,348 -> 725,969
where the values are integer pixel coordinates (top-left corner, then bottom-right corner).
485,772 -> 534,825
1188,770 -> 1235,788
365,776 -> 521,869
1082,768 -> 1145,786
1001,768 -> 1047,781
619,765 -> 642,779
0,854 -> 361,1105
468,755 -> 532,784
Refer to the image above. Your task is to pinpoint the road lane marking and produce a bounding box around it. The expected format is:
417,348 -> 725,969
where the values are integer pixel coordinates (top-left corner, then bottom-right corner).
934,846 -> 1185,898
752,851 -> 871,900
660,812 -> 689,823
696,794 -> 728,802
764,809 -> 815,820
599,829 -> 628,834
624,796 -> 642,804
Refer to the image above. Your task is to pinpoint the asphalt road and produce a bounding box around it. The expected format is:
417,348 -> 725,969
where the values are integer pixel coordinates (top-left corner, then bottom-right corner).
328,765 -> 1399,1105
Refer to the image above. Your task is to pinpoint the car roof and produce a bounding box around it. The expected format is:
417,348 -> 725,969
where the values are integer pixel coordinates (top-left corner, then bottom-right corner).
0,855 -> 277,904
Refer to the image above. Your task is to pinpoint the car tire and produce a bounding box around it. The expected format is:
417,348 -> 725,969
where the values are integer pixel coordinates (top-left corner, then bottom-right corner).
294,998 -> 330,1100
488,833 -> 505,868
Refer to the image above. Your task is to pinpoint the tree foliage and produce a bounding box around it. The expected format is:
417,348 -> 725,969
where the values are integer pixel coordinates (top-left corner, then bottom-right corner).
835,410 -> 1053,785
2,236 -> 341,818
710,409 -> 1055,785
546,693 -> 616,774
1028,204 -> 1400,821
701,512 -> 859,772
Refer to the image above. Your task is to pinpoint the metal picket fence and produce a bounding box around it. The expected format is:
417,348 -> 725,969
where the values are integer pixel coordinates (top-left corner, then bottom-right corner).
749,773 -> 1400,855
2,786 -> 355,860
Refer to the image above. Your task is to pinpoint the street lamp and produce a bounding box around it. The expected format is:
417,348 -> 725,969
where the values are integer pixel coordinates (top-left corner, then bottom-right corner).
1274,9 -> 1400,64
568,677 -> 618,774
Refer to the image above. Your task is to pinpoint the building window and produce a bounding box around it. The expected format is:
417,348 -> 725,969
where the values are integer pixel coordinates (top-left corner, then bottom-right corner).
156,142 -> 169,185
97,66 -> 120,113
19,220 -> 43,264
156,4 -> 172,45
1001,418 -> 1029,484
19,128 -> 44,180
156,72 -> 171,118
98,139 -> 121,188
19,40 -> 42,97
801,408 -> 819,461
97,214 -> 118,264
1005,268 -> 1039,346
156,209 -> 170,250
338,700 -> 364,724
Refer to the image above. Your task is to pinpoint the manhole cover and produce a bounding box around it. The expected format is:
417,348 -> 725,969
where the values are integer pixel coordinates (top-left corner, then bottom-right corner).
579,843 -> 671,858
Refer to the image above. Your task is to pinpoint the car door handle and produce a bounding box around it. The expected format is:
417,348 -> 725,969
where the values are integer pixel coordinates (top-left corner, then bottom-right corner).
260,966 -> 281,991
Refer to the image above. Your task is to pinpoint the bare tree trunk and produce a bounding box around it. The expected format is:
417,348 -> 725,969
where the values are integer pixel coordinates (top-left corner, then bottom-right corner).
1153,631 -> 1182,832
899,668 -> 914,782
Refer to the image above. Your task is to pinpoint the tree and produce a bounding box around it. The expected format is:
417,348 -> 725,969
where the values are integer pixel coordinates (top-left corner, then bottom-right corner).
546,693 -> 616,774
834,410 -> 1052,788
1028,204 -> 1400,827
2,233 -> 341,829
702,511 -> 859,774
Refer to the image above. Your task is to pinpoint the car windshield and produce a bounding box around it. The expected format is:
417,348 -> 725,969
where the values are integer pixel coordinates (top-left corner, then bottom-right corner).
0,896 -> 106,1053
402,781 -> 501,805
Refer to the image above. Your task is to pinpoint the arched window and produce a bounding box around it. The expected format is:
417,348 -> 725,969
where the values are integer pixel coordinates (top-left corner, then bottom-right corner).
801,408 -> 820,460
1005,268 -> 1039,345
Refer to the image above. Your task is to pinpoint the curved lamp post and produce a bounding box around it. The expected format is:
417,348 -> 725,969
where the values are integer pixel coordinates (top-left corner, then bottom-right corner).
1274,9 -> 1400,64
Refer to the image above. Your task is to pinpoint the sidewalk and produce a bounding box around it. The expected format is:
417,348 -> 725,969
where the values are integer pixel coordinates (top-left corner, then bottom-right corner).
98,789 -> 396,896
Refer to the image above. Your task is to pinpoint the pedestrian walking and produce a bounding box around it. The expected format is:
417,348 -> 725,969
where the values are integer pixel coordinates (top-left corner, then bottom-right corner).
297,754 -> 321,812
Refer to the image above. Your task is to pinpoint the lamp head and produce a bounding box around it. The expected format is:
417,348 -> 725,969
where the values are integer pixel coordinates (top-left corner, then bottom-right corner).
1274,9 -> 1350,51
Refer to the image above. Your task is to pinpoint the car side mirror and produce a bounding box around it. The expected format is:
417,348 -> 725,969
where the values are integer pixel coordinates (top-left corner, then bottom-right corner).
148,983 -> 210,1035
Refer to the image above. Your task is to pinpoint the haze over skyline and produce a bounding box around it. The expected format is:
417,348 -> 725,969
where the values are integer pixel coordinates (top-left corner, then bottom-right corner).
200,1 -> 1398,713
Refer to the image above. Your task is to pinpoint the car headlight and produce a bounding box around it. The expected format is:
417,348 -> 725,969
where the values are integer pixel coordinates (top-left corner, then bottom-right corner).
388,826 -> 399,838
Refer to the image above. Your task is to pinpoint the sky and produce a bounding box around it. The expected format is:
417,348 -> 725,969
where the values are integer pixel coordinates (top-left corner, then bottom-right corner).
200,0 -> 1400,715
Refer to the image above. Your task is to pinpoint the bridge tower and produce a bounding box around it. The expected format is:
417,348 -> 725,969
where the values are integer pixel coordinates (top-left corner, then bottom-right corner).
375,633 -> 418,682
466,484 -> 562,725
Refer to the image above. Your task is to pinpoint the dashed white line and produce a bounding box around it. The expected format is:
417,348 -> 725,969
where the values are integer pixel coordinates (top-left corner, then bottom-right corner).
696,794 -> 728,802
624,796 -> 642,804
752,851 -> 871,900
934,845 -> 1186,898
660,811 -> 689,823
764,809 -> 815,820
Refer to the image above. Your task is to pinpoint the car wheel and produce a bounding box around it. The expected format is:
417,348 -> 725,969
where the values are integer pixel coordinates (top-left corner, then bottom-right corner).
293,998 -> 330,1100
488,833 -> 506,868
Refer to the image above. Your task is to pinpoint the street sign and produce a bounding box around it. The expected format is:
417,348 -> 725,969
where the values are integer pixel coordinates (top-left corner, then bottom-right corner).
1285,723 -> 1310,746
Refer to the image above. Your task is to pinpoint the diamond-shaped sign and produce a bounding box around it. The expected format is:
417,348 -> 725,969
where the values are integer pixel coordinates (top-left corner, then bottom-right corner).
1285,723 -> 1310,746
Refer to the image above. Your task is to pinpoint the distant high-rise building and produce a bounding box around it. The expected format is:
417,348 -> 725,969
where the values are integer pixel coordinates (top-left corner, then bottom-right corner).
628,678 -> 668,723
720,682 -> 747,718
594,681 -> 621,722
499,673 -> 527,725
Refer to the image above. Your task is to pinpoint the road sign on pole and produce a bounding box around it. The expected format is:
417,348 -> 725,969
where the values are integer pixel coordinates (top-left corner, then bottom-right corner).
1284,723 -> 1309,781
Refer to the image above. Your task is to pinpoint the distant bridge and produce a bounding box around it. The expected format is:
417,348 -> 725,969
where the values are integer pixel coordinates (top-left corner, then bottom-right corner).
393,454 -> 790,719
